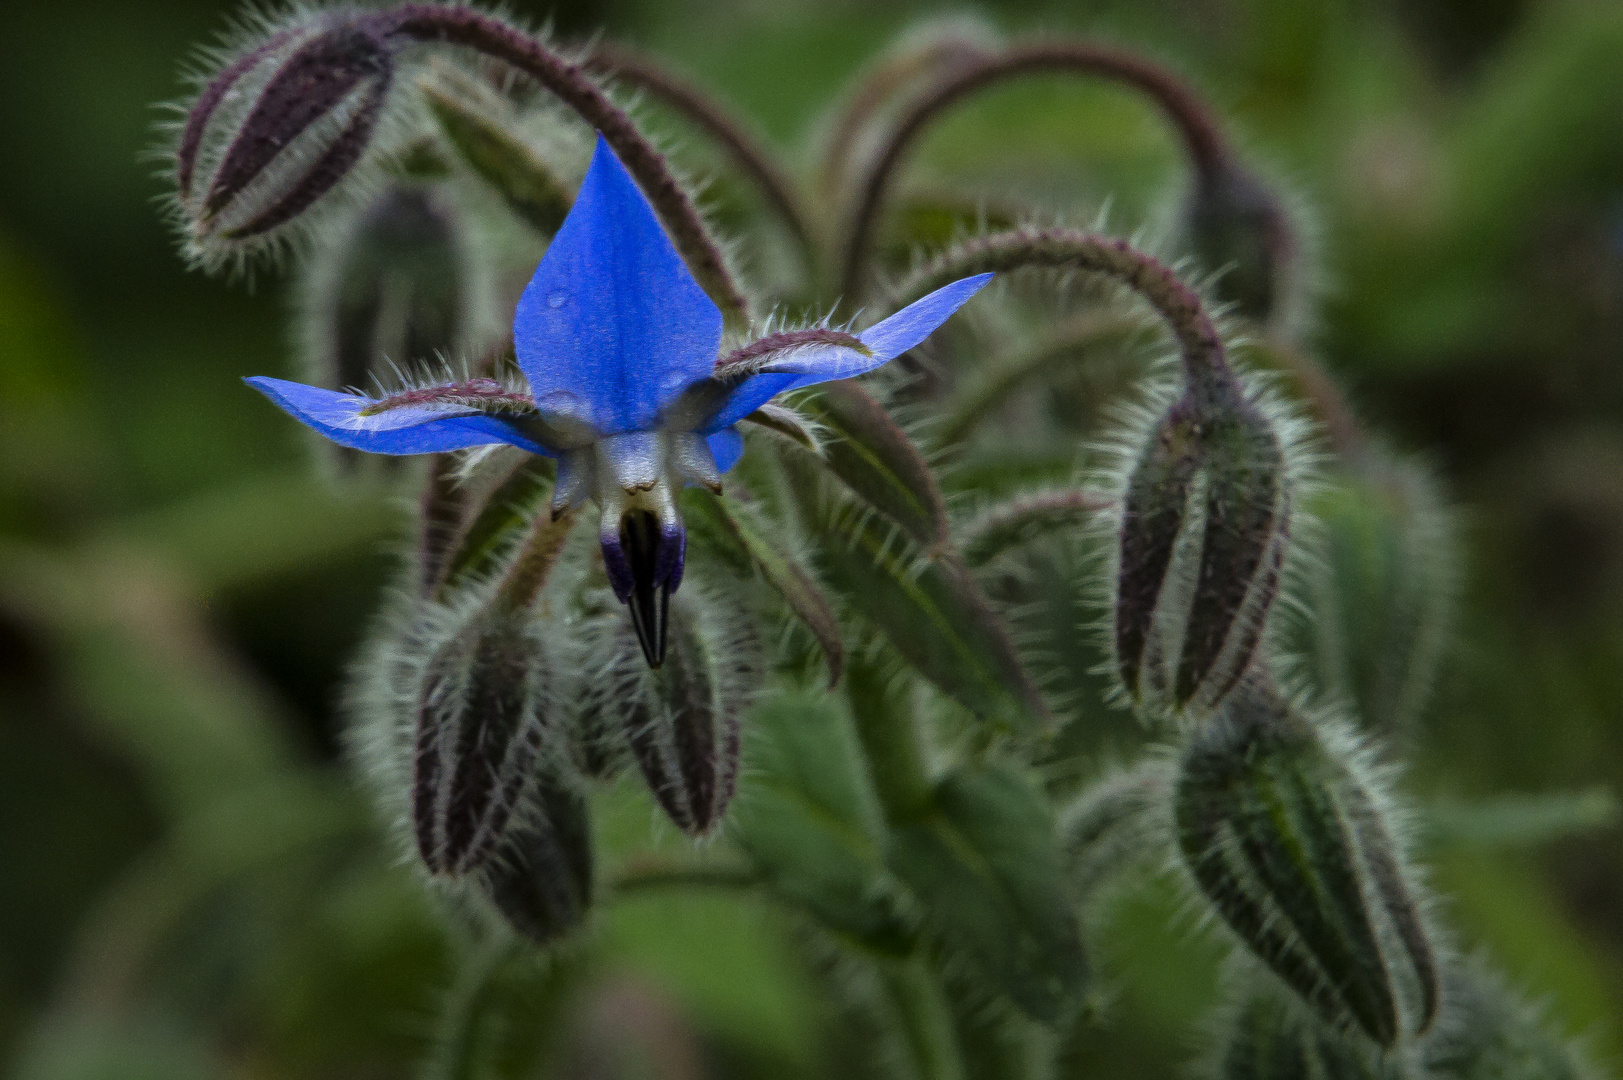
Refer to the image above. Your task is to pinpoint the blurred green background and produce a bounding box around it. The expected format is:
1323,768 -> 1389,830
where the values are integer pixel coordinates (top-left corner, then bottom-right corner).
1,0 -> 1621,1076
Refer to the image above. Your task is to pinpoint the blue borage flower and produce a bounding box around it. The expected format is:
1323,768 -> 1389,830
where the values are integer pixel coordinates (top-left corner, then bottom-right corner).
249,134 -> 991,666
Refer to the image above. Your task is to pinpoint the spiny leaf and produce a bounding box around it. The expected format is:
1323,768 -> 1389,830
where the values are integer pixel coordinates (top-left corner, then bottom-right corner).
887,761 -> 1088,1024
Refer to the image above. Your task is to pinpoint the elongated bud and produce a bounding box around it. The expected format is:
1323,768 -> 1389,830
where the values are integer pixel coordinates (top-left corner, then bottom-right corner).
479,767 -> 594,945
1208,983 -> 1396,1080
1284,453 -> 1456,735
1185,163 -> 1295,324
1174,675 -> 1439,1048
413,610 -> 550,877
621,594 -> 761,836
1115,387 -> 1290,716
173,13 -> 396,266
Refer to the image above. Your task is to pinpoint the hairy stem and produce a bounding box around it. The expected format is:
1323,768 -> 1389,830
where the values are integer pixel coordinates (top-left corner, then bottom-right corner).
584,41 -> 815,258
895,227 -> 1235,398
382,6 -> 751,327
839,41 -> 1231,298
494,504 -> 578,610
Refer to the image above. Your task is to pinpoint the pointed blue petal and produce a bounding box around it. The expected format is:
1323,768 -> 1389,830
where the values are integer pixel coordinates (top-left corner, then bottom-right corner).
696,273 -> 993,432
706,427 -> 745,473
246,377 -> 553,456
511,135 -> 724,435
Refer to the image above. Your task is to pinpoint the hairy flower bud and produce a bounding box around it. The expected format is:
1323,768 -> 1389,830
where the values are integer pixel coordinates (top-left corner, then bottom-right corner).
479,767 -> 594,945
1423,958 -> 1600,1080
1185,163 -> 1294,324
173,13 -> 396,266
617,593 -> 761,836
1174,675 -> 1439,1048
1209,983 -> 1398,1080
1283,453 -> 1456,735
413,610 -> 551,877
1114,388 -> 1290,716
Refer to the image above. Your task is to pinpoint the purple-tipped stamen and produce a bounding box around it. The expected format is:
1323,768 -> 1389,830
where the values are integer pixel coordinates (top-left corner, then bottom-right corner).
602,510 -> 685,667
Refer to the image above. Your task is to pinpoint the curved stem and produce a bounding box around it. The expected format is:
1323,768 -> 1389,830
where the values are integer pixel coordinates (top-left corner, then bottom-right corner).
583,42 -> 815,259
839,41 -> 1232,299
1248,333 -> 1367,458
818,28 -> 994,201
894,227 -> 1234,397
382,6 -> 752,328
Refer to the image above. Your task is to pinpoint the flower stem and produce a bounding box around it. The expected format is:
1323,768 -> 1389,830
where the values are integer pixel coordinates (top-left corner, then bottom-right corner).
492,504 -> 579,611
584,42 -> 815,259
894,227 -> 1236,401
382,6 -> 752,328
839,41 -> 1232,298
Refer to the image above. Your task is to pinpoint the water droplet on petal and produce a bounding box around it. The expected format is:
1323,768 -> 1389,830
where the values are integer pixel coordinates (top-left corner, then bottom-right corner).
548,293 -> 567,309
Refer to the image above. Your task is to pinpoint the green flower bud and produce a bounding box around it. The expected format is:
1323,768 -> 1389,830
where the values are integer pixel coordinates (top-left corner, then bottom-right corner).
1207,983 -> 1401,1080
1283,452 -> 1456,735
1175,675 -> 1438,1048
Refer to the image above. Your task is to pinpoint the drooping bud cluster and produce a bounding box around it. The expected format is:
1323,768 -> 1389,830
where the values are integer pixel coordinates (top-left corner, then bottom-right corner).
1173,674 -> 1438,1049
1113,378 -> 1291,717
172,11 -> 399,266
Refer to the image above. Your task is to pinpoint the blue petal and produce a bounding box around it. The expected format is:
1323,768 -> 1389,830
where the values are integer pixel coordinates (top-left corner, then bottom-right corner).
511,134 -> 724,435
697,273 -> 993,432
706,427 -> 745,473
246,377 -> 553,456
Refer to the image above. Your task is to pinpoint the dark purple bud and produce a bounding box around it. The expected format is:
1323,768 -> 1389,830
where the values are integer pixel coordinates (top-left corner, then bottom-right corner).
478,767 -> 593,945
412,612 -> 550,877
601,509 -> 687,668
1114,386 -> 1289,715
175,14 -> 396,264
624,597 -> 760,837
1185,163 -> 1294,324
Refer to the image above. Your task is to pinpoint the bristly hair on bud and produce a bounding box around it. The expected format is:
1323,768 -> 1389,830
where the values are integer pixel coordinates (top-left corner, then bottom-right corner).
580,581 -> 763,837
162,5 -> 406,271
1199,977 -> 1401,1080
411,607 -> 553,878
1172,672 -> 1441,1050
1092,350 -> 1316,722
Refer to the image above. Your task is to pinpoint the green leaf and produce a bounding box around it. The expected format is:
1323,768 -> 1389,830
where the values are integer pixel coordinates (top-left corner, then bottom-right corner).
799,382 -> 950,550
731,692 -> 911,954
682,489 -> 844,684
816,503 -> 1049,732
887,761 -> 1088,1023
